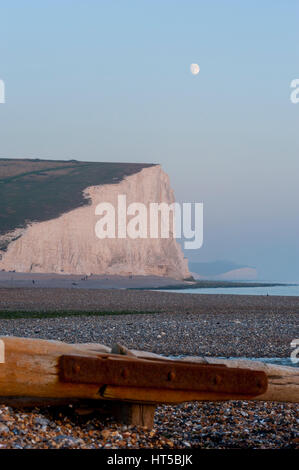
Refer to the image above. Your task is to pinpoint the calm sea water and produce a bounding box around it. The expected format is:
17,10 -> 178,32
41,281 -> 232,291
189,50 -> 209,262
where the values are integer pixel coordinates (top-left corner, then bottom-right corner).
161,284 -> 299,297
168,356 -> 298,368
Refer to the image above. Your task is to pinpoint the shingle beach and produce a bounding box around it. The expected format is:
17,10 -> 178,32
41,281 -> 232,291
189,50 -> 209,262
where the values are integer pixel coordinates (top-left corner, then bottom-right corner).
0,288 -> 298,449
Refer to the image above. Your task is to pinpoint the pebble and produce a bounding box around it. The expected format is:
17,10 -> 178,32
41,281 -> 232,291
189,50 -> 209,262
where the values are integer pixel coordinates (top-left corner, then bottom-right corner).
0,423 -> 9,433
0,401 -> 296,449
0,289 -> 297,448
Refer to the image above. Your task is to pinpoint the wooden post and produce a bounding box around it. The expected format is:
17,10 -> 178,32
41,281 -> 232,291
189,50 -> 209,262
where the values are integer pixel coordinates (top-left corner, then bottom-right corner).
110,343 -> 156,428
112,402 -> 156,428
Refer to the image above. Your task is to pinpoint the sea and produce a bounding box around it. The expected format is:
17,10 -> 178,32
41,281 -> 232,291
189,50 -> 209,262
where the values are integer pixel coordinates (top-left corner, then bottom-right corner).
168,356 -> 298,368
162,281 -> 299,368
161,283 -> 299,297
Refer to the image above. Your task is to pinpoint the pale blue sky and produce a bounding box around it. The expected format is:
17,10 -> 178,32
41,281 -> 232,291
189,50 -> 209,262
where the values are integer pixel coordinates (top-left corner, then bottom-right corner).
0,1 -> 298,280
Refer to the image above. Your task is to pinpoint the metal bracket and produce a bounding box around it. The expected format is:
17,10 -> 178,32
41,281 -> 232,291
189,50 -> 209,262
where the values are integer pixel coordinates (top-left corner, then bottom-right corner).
59,354 -> 267,396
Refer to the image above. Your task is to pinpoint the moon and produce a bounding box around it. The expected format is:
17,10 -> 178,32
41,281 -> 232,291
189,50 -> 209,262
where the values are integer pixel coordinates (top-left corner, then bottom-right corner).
190,63 -> 200,75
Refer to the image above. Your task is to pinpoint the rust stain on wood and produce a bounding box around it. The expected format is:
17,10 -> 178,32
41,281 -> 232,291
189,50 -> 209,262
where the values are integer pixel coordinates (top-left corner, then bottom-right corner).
59,354 -> 268,396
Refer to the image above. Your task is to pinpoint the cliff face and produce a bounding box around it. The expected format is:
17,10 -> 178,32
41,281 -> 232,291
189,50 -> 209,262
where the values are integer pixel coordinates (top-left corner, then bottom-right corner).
0,165 -> 190,279
0,159 -> 155,238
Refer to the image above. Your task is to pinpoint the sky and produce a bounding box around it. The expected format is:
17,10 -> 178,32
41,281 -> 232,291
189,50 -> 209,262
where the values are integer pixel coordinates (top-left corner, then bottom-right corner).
0,0 -> 298,281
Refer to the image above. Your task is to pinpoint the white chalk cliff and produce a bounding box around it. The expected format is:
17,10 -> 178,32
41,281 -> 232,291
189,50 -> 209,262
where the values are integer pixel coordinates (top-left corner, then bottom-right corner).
0,165 -> 190,279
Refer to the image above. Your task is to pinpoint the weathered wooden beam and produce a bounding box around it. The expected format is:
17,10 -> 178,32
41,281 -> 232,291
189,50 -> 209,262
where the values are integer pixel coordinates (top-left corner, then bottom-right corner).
70,343 -> 111,354
0,337 -> 297,405
74,344 -> 299,403
0,336 -> 103,400
100,384 -> 262,403
181,356 -> 299,403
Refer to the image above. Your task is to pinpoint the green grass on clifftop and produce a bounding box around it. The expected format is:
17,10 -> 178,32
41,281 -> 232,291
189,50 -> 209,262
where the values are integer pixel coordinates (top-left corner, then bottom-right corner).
0,158 -> 155,239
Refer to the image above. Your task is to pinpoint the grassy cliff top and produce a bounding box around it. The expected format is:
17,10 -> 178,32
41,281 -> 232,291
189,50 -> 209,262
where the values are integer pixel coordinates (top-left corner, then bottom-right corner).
0,158 -> 155,236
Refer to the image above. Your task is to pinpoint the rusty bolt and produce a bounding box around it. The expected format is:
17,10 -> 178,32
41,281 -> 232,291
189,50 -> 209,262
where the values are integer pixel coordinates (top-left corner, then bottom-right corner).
256,380 -> 263,390
213,375 -> 222,385
121,368 -> 129,379
168,371 -> 176,381
73,364 -> 81,374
